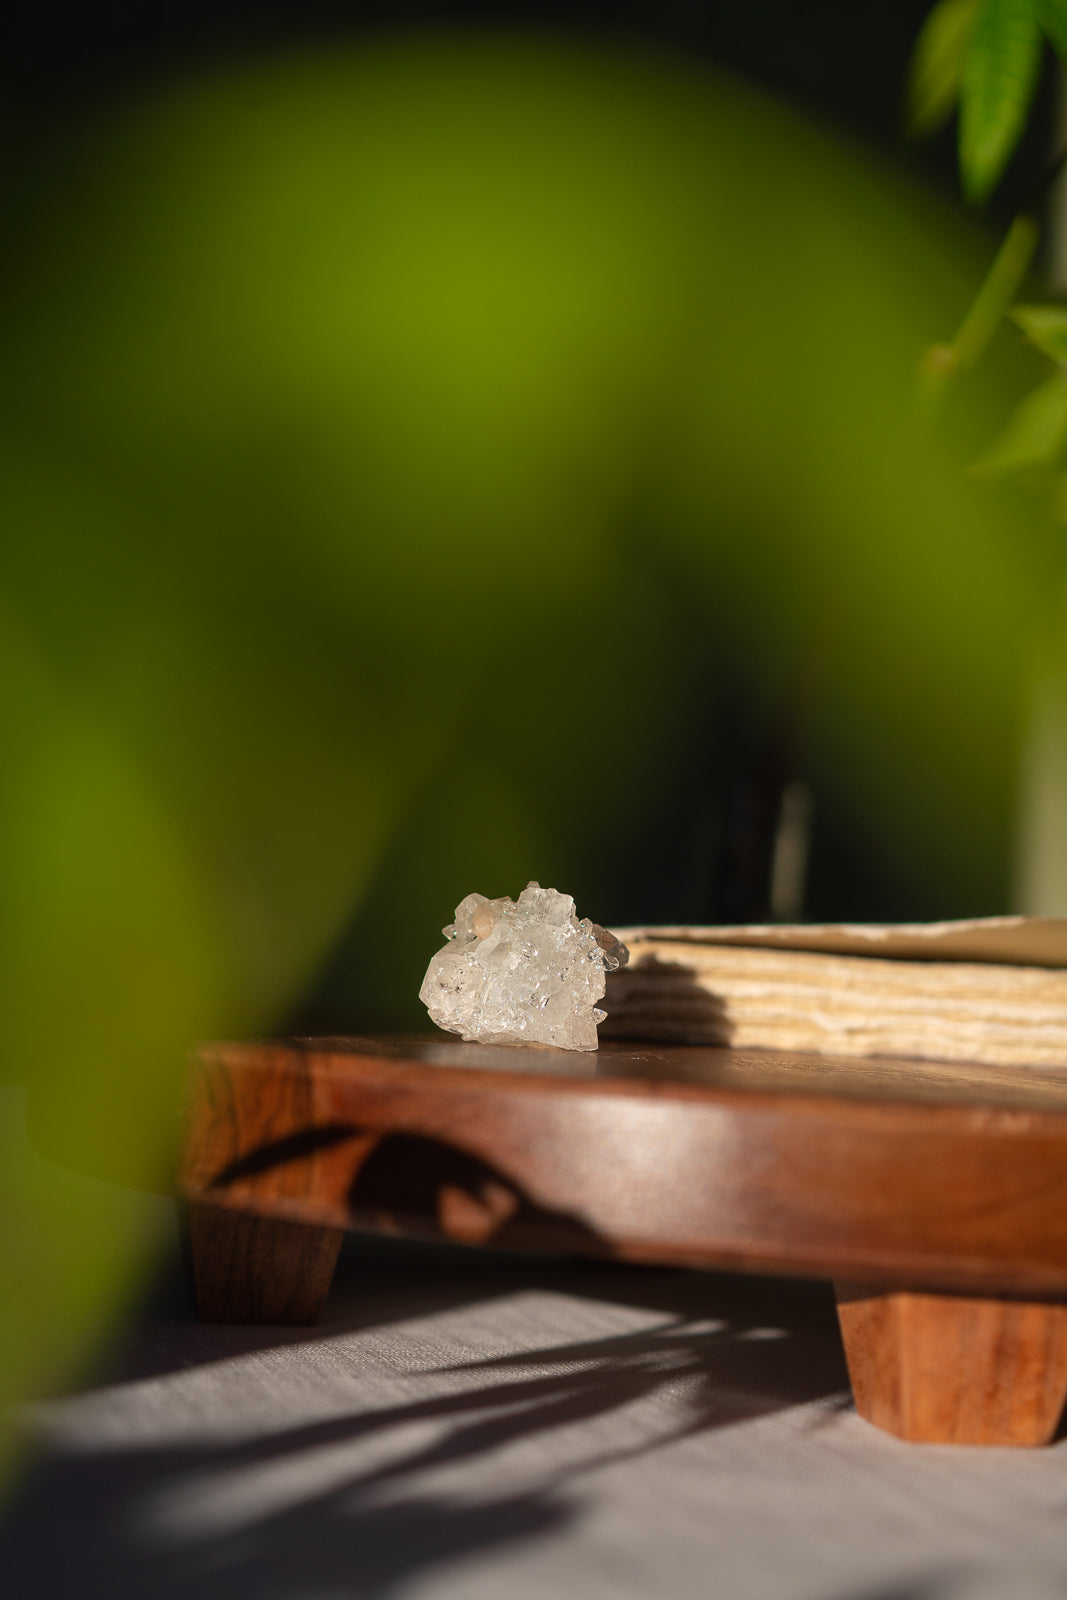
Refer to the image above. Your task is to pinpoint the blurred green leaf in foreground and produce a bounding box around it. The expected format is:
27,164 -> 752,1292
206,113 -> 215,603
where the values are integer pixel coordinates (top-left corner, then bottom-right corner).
0,36 -> 1041,1483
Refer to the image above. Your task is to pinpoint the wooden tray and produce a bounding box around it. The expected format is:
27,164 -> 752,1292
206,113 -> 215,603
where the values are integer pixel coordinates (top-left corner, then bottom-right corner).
180,1034 -> 1067,1447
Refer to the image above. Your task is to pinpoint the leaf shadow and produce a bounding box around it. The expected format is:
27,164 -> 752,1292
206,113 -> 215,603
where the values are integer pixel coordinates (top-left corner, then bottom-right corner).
1,1257 -> 850,1600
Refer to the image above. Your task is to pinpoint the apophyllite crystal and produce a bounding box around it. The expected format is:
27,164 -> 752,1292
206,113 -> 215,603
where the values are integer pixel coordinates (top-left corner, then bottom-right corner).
419,882 -> 628,1051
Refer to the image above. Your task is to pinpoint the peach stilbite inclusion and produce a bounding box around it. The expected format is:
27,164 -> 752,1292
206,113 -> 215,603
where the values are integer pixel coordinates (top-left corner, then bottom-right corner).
419,881 -> 628,1051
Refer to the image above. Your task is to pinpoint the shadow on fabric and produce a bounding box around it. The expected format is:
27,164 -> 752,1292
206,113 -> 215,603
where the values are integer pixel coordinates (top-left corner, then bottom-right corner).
0,1253 -> 850,1599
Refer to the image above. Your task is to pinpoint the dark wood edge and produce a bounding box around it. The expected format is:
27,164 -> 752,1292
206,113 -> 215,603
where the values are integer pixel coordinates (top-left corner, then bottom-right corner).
195,1038 -> 1067,1132
181,1039 -> 1067,1298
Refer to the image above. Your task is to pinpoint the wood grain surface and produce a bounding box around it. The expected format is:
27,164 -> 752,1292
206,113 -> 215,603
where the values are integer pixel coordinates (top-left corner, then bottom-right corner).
835,1285 -> 1067,1445
186,1202 -> 343,1324
180,1034 -> 1067,1296
180,1035 -> 1067,1443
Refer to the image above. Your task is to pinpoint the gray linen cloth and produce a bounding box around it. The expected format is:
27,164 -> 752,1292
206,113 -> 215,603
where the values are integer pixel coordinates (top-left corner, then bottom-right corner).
2,1088 -> 1067,1600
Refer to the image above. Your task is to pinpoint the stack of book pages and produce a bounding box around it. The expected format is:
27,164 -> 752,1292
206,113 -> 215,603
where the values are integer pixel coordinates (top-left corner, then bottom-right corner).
601,917 -> 1067,1069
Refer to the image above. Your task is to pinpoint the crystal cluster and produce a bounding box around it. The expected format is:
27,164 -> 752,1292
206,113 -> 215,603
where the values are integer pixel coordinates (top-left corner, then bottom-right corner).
419,882 -> 628,1052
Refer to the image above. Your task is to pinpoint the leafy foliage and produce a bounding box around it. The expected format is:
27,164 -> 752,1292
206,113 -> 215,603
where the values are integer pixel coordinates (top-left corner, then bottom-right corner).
973,369 -> 1067,473
960,0 -> 1044,200
908,0 -> 980,136
917,213 -> 1038,413
1012,302 -> 1067,361
911,2 -> 1067,500
977,310 -> 1067,477
911,0 -> 1066,201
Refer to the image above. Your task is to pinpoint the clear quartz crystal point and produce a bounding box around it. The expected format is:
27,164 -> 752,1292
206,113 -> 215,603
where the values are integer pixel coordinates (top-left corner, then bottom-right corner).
419,881 -> 629,1052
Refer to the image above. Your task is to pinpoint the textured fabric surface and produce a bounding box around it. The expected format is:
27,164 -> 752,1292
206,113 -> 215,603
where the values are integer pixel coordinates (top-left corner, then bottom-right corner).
4,1097 -> 1067,1598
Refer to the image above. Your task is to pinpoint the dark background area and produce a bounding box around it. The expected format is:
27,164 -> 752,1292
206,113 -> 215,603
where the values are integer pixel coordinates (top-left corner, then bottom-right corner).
5,0 -> 1053,213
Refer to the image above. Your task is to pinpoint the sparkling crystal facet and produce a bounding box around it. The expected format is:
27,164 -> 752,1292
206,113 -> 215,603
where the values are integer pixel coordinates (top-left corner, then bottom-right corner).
419,881 -> 628,1052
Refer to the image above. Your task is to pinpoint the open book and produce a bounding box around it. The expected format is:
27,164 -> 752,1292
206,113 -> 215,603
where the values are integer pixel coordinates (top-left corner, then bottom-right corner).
601,917 -> 1067,1069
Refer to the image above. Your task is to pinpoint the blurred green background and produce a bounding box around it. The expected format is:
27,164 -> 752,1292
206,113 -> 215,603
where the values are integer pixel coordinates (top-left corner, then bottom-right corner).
0,3 -> 1057,1481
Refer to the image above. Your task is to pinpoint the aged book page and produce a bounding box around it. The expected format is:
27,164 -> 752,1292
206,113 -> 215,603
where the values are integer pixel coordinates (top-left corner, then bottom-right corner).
603,918 -> 1067,1068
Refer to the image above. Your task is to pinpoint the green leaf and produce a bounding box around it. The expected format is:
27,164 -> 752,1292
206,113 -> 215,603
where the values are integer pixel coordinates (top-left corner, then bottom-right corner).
908,0 -> 980,137
973,369 -> 1067,474
951,213 -> 1039,368
919,214 -> 1038,413
1011,302 -> 1067,362
1039,0 -> 1067,61
959,0 -> 1044,201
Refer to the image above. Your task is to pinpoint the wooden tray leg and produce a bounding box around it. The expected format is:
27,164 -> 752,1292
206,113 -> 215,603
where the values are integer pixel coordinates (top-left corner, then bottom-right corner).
186,1201 -> 344,1325
835,1283 -> 1067,1446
